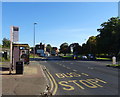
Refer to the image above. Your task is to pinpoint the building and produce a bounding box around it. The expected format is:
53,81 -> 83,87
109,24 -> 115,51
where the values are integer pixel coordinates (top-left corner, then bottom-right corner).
51,47 -> 59,56
35,43 -> 46,57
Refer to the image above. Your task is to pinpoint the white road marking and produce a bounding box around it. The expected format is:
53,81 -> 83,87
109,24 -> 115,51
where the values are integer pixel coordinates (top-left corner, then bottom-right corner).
66,67 -> 70,69
88,67 -> 94,69
59,64 -> 62,66
63,65 -> 66,67
73,69 -> 77,72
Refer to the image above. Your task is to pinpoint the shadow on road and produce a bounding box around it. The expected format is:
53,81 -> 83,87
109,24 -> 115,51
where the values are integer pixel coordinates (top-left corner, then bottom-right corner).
30,57 -> 112,62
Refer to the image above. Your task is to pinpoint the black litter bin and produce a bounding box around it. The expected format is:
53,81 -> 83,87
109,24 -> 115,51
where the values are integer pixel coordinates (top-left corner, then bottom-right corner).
16,61 -> 24,74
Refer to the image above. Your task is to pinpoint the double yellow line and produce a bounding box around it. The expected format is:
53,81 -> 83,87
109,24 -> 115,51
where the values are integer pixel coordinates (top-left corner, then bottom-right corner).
46,70 -> 58,95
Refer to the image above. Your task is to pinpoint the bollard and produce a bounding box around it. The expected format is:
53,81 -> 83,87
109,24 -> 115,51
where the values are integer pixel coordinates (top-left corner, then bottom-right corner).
74,55 -> 76,60
74,56 -> 76,60
112,56 -> 116,65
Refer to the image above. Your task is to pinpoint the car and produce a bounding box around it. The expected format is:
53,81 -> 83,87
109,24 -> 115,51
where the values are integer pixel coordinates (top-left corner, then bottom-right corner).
87,54 -> 96,60
82,55 -> 87,59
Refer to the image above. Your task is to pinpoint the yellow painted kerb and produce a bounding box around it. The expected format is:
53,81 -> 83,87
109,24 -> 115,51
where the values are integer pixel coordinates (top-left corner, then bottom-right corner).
46,71 -> 54,91
47,71 -> 58,95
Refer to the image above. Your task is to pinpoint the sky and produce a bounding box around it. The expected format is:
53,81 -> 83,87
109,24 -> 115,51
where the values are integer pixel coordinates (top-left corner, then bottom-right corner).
2,2 -> 118,48
1,0 -> 119,2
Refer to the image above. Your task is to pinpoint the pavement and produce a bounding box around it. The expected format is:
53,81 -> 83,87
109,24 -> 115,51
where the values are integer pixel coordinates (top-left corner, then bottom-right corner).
1,61 -> 47,95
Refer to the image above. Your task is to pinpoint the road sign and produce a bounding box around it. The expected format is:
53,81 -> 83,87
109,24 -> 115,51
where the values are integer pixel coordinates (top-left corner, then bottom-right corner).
10,26 -> 19,42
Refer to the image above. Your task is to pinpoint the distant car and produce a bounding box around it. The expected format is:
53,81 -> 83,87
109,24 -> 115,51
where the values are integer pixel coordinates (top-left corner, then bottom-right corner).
40,53 -> 45,57
82,56 -> 87,59
87,54 -> 96,60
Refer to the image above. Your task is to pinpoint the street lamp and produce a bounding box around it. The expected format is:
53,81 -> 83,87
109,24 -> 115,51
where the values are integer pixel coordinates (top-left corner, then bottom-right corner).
33,22 -> 37,59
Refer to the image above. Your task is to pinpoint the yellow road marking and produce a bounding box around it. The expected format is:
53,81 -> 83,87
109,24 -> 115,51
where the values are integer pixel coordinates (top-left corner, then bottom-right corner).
46,71 -> 54,91
63,73 -> 73,78
56,73 -> 65,78
55,72 -> 81,78
71,72 -> 81,77
87,79 -> 103,87
68,80 -> 85,89
59,81 -> 74,91
95,78 -> 107,83
79,80 -> 98,88
81,73 -> 89,76
47,71 -> 58,95
58,78 -> 107,91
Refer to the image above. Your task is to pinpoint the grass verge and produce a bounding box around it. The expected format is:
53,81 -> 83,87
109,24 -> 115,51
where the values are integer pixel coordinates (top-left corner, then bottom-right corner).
106,64 -> 120,69
96,57 -> 111,60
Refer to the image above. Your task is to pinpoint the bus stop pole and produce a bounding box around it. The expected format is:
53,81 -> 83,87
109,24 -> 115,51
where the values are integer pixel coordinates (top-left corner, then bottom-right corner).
9,41 -> 12,74
9,26 -> 13,74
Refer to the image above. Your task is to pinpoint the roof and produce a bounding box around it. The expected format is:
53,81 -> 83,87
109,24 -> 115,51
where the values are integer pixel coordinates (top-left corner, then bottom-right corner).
13,43 -> 29,47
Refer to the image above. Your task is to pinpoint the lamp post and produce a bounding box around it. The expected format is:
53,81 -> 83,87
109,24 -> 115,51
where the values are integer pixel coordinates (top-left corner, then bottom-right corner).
33,22 -> 37,59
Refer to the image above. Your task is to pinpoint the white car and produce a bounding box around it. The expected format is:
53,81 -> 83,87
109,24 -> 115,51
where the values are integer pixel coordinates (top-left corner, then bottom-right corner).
82,56 -> 87,59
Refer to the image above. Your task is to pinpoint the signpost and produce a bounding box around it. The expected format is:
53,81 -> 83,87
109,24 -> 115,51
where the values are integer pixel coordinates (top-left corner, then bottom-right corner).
9,26 -> 19,74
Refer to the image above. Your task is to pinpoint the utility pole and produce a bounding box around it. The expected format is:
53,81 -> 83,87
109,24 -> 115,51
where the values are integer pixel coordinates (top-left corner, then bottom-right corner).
9,41 -> 13,74
33,23 -> 37,60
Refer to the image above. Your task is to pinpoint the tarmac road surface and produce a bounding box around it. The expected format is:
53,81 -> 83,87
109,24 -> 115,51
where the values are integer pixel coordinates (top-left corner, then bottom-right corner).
39,59 -> 119,96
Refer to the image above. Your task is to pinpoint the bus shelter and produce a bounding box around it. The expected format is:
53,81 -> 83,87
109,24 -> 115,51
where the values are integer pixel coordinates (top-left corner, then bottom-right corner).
12,43 -> 29,70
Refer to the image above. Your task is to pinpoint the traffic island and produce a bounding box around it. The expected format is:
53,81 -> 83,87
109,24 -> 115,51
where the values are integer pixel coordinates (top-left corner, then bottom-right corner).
106,64 -> 120,69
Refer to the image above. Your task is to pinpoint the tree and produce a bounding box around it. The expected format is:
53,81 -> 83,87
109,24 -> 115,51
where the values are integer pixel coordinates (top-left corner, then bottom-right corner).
69,43 -> 82,55
86,36 -> 97,54
81,43 -> 89,55
59,42 -> 69,56
97,17 -> 120,55
46,44 -> 52,53
2,38 -> 10,48
0,44 -> 2,48
81,36 -> 97,55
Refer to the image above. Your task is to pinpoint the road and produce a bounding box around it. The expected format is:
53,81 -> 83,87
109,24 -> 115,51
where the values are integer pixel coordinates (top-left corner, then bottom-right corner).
38,58 -> 119,95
